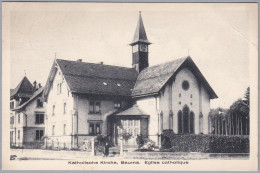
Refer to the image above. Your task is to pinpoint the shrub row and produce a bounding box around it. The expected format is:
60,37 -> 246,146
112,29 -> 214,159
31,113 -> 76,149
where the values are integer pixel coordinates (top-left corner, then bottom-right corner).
161,131 -> 249,153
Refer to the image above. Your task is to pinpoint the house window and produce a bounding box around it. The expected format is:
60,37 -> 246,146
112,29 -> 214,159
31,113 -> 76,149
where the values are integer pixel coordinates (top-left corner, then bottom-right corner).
10,101 -> 14,109
37,98 -> 43,108
89,101 -> 101,114
35,114 -> 44,124
10,116 -> 14,124
18,114 -> 20,124
64,103 -> 66,114
36,130 -> 44,140
190,94 -> 192,98
52,105 -> 55,116
18,130 -> 20,140
89,122 -> 101,135
57,83 -> 62,94
52,125 -> 55,136
114,101 -> 121,109
57,83 -> 60,94
179,93 -> 181,97
63,124 -> 66,135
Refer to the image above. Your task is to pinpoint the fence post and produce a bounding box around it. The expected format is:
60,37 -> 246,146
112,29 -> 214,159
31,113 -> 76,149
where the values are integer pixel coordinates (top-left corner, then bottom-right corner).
120,137 -> 124,157
91,137 -> 95,156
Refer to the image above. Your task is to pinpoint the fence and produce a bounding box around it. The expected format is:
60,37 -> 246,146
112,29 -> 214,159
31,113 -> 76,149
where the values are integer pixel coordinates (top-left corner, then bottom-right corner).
10,141 -> 44,149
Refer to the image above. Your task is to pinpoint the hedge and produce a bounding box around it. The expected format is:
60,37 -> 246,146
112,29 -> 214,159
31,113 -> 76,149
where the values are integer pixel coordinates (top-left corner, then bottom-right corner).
161,131 -> 249,153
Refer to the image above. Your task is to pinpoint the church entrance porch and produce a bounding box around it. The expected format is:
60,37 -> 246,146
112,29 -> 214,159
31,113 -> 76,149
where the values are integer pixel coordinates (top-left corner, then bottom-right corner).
108,105 -> 149,146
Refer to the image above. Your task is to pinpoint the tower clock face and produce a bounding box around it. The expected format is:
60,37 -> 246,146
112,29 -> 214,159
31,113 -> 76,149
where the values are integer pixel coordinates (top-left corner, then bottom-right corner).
140,45 -> 148,52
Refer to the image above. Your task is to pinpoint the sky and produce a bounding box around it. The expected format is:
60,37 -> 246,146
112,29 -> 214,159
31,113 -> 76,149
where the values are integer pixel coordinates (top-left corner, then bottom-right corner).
8,3 -> 257,109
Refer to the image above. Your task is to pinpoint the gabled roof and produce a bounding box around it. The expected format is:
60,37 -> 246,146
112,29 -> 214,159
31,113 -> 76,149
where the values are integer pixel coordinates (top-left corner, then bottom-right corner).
13,87 -> 44,111
43,59 -> 138,101
10,76 -> 34,99
132,56 -> 218,99
115,105 -> 148,116
130,12 -> 151,46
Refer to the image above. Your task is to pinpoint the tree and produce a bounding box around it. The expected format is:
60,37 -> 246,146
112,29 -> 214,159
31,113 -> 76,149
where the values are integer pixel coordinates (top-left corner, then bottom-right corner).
227,87 -> 250,135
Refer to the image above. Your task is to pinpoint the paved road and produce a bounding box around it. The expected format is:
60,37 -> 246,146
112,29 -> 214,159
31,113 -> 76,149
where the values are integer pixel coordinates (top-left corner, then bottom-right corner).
10,149 -> 249,161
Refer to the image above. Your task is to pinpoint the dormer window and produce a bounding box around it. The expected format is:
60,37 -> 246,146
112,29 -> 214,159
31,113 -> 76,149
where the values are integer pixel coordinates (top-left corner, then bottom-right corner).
37,98 -> 43,108
114,101 -> 121,109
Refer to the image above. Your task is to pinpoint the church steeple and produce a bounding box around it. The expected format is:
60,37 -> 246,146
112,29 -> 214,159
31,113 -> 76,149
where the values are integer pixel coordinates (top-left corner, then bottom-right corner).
130,12 -> 151,73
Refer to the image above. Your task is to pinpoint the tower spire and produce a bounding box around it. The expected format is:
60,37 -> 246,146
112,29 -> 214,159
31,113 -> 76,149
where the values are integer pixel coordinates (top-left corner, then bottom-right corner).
130,12 -> 151,73
130,12 -> 151,46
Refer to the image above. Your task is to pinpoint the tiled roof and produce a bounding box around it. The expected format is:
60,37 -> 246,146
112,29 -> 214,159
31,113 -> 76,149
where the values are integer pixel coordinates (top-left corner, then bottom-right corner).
130,12 -> 151,45
115,105 -> 148,116
10,76 -> 34,98
10,89 -> 14,96
132,56 -> 218,99
56,59 -> 138,96
132,57 -> 187,97
13,87 -> 44,111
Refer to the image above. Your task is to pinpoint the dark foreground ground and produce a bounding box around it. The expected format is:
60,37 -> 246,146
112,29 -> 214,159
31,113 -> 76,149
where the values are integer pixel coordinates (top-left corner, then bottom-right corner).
10,148 -> 249,161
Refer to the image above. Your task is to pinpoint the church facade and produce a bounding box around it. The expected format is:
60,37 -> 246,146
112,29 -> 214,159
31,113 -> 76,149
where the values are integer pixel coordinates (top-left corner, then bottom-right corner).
43,13 -> 217,149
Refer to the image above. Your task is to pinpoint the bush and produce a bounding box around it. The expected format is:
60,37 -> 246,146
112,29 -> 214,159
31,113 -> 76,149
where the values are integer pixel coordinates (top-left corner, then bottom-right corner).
161,132 -> 249,153
120,131 -> 132,143
141,139 -> 156,150
136,134 -> 144,148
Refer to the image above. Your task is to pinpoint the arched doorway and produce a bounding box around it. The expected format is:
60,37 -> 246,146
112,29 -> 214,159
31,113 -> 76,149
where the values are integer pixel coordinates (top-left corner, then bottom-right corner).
178,106 -> 195,134
183,106 -> 189,133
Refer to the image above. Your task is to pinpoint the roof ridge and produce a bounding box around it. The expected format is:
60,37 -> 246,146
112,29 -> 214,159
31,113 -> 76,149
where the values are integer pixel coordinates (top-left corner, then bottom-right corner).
56,59 -> 135,70
145,56 -> 189,70
63,73 -> 137,82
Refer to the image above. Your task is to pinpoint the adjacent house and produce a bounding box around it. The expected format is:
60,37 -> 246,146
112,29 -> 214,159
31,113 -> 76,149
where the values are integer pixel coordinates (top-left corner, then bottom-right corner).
42,12 -> 217,149
10,77 -> 45,147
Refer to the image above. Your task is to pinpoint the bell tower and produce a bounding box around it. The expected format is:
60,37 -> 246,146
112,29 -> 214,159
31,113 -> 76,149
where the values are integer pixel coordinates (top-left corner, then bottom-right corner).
130,12 -> 151,73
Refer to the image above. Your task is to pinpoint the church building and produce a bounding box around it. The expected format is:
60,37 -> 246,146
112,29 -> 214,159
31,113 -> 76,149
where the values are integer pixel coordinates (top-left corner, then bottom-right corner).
43,12 -> 217,149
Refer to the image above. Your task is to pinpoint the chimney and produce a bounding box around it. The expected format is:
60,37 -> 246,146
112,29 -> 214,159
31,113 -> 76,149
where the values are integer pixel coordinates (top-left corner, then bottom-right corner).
33,81 -> 37,91
38,83 -> 42,88
100,62 -> 104,65
77,59 -> 82,62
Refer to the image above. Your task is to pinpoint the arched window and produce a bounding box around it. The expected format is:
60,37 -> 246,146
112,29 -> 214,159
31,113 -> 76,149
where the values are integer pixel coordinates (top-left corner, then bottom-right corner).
190,112 -> 194,134
160,111 -> 163,132
178,111 -> 183,134
183,106 -> 189,133
199,113 -> 203,134
169,111 -> 173,130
